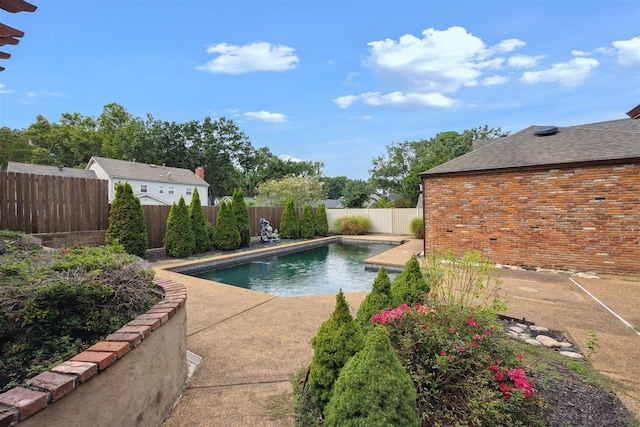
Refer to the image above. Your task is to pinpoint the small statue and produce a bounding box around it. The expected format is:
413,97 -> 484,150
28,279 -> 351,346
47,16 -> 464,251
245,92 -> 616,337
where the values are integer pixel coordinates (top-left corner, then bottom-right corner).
260,218 -> 280,243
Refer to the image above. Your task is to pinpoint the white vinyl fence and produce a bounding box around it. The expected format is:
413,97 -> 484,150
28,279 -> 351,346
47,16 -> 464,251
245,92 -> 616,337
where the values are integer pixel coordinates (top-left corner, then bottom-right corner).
326,208 -> 422,235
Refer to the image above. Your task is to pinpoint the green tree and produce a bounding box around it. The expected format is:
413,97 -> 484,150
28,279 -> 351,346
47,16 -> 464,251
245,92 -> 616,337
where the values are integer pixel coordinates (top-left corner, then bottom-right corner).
256,175 -> 325,207
98,103 -> 145,161
279,199 -> 299,239
189,188 -> 209,253
163,196 -> 195,258
231,188 -> 251,247
213,202 -> 241,250
308,290 -> 364,411
315,203 -> 329,237
299,204 -> 315,239
341,179 -> 371,208
320,176 -> 348,200
324,326 -> 420,427
356,267 -> 393,330
390,254 -> 430,305
105,182 -> 148,258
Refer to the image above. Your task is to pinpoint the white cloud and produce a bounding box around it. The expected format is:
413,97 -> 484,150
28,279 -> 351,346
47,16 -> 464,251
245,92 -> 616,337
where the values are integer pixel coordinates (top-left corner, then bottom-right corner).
0,83 -> 12,94
612,36 -> 640,65
481,75 -> 508,86
279,154 -> 304,162
520,57 -> 599,87
571,49 -> 589,57
508,54 -> 544,68
196,42 -> 299,74
245,110 -> 286,123
336,26 -> 524,109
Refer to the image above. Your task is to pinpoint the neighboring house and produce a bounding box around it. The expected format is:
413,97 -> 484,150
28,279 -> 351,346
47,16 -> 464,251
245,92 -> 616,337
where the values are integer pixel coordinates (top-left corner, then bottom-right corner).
7,162 -> 99,179
86,156 -> 209,206
313,199 -> 343,209
419,112 -> 640,275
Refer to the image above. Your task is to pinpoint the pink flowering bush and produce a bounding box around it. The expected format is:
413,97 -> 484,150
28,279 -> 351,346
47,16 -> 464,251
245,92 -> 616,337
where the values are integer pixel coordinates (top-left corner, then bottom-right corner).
374,303 -> 543,426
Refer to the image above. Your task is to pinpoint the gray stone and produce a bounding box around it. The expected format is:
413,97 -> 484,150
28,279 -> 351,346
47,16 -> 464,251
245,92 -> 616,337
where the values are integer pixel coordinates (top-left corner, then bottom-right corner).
536,335 -> 561,348
530,325 -> 549,332
525,338 -> 542,346
559,351 -> 584,359
509,325 -> 524,334
507,331 -> 520,339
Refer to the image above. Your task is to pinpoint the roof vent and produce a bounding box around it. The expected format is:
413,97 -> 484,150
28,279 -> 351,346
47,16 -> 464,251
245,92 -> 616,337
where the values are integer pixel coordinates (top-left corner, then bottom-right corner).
534,126 -> 558,136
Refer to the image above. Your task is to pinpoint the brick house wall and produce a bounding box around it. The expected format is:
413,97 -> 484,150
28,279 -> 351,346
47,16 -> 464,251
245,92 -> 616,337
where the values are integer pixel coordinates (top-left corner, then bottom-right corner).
422,162 -> 640,274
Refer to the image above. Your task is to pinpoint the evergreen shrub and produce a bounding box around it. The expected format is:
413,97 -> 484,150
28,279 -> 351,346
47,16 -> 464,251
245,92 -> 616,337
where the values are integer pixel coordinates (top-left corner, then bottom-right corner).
213,202 -> 241,250
105,181 -> 148,258
231,189 -> 251,247
324,326 -> 420,427
356,266 -> 394,331
299,204 -> 315,239
314,203 -> 329,237
163,196 -> 195,258
189,188 -> 210,253
333,215 -> 371,235
308,290 -> 364,411
279,199 -> 299,239
390,254 -> 430,305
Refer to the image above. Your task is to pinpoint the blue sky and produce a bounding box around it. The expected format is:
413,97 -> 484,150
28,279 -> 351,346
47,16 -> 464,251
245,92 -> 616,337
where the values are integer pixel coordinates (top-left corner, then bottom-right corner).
1,1 -> 639,179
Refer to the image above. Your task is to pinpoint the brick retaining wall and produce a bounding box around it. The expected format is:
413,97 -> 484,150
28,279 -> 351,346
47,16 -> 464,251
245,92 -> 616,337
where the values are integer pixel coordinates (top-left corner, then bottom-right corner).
423,163 -> 640,274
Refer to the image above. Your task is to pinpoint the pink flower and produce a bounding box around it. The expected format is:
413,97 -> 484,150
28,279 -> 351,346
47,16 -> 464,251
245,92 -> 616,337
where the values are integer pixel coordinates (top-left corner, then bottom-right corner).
517,354 -> 524,360
499,382 -> 511,399
448,355 -> 454,362
439,350 -> 446,356
456,345 -> 465,352
448,327 -> 456,333
494,370 -> 504,382
467,317 -> 477,327
472,341 -> 478,347
484,329 -> 492,335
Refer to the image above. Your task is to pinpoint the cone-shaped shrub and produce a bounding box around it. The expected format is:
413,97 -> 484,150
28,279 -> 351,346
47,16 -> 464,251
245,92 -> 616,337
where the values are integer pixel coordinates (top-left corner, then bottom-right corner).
189,188 -> 209,253
299,204 -> 315,239
231,188 -> 251,247
315,203 -> 329,237
279,199 -> 299,239
356,266 -> 394,331
213,202 -> 241,250
391,254 -> 430,305
324,326 -> 420,427
106,182 -> 148,258
163,196 -> 195,258
308,290 -> 364,411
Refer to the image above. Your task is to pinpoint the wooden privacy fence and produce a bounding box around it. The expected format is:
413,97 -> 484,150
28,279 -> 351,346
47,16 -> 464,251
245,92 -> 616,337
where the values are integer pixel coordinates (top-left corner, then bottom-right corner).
0,172 -> 109,234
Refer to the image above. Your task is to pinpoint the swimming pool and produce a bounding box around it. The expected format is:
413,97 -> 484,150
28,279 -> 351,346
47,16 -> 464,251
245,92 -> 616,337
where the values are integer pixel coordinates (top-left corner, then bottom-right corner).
187,240 -> 398,297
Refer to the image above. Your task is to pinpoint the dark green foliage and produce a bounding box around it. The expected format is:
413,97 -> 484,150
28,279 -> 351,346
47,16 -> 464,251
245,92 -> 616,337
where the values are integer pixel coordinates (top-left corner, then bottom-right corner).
231,189 -> 251,247
0,242 -> 160,392
356,267 -> 393,330
314,203 -> 329,237
279,199 -> 299,239
308,290 -> 364,411
105,181 -> 148,258
324,326 -> 420,427
189,188 -> 210,253
213,202 -> 241,250
390,254 -> 430,305
163,197 -> 195,258
299,204 -> 315,239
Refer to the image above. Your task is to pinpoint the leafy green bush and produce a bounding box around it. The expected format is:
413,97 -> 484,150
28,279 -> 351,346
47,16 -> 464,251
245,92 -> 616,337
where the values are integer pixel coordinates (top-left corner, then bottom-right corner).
0,230 -> 41,254
105,181 -> 148,258
314,203 -> 329,237
324,326 -> 420,427
279,199 -> 300,239
189,188 -> 210,253
299,204 -> 315,239
213,202 -> 241,251
390,254 -> 430,305
333,215 -> 371,235
356,266 -> 393,331
0,242 -> 160,393
163,197 -> 196,258
372,303 -> 543,426
308,290 -> 364,411
231,189 -> 251,247
410,217 -> 424,239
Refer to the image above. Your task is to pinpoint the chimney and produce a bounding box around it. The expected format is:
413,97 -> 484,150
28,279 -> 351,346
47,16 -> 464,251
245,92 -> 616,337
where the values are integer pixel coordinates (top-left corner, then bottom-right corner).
195,167 -> 205,180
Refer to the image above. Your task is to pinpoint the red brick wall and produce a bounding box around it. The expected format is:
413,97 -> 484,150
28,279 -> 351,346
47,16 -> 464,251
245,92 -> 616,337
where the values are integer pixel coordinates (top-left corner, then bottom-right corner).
422,163 -> 640,274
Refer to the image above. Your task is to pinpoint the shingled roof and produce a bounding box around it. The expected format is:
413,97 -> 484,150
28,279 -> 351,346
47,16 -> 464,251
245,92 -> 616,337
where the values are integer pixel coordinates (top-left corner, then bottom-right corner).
86,156 -> 209,187
7,161 -> 99,179
420,118 -> 640,176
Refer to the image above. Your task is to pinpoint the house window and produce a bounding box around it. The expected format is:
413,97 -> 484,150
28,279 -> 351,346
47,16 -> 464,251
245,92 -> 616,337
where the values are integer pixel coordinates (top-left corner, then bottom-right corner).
140,184 -> 147,193
186,188 -> 192,196
168,186 -> 175,195
159,185 -> 164,194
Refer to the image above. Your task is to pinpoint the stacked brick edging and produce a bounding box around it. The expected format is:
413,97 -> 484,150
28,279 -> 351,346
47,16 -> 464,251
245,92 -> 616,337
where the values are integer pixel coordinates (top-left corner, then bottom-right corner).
0,277 -> 186,427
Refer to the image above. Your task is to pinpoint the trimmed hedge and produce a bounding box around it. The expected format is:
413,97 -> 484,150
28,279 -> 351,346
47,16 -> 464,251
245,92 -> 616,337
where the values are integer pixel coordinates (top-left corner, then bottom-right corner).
279,199 -> 300,239
299,204 -> 315,239
163,196 -> 195,258
105,181 -> 148,258
189,188 -> 210,253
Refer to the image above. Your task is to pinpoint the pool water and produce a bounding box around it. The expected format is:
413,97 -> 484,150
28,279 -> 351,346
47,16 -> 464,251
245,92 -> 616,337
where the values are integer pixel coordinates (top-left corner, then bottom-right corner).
191,241 -> 397,297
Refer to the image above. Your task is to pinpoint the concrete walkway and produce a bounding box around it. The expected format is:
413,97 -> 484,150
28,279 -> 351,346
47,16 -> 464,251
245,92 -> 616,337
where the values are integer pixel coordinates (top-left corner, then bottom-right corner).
156,237 -> 640,426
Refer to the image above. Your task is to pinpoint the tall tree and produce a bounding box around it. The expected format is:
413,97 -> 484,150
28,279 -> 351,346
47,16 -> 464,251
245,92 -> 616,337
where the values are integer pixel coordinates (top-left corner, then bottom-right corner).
341,179 -> 371,208
320,176 -> 348,200
105,182 -> 148,258
0,127 -> 33,169
256,175 -> 325,207
189,188 -> 209,253
98,103 -> 145,161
